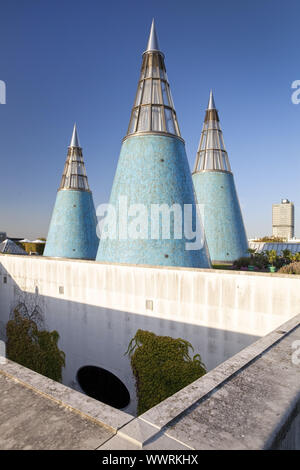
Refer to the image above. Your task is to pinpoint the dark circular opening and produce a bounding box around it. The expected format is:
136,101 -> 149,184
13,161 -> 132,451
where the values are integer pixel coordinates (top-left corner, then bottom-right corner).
77,366 -> 130,409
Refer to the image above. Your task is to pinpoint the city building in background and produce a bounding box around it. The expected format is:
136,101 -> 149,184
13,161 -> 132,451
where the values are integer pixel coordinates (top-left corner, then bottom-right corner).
272,199 -> 295,240
43,124 -> 99,260
96,20 -> 211,268
192,91 -> 248,263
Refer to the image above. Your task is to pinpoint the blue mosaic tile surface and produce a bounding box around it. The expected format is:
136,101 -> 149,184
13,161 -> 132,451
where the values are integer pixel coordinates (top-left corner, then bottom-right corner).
96,134 -> 211,268
44,190 -> 99,260
192,171 -> 248,262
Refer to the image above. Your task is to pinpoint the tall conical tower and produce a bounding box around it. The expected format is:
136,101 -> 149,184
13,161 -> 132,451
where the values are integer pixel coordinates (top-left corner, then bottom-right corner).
192,91 -> 248,263
96,20 -> 210,268
44,124 -> 99,259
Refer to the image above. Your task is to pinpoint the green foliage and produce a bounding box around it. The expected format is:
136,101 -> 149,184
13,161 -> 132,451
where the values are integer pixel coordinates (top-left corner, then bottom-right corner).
6,309 -> 65,382
232,256 -> 251,268
292,252 -> 300,262
233,248 -> 300,271
278,262 -> 300,274
266,249 -> 277,266
281,249 -> 292,260
212,264 -> 233,270
255,236 -> 286,242
19,242 -> 45,255
126,329 -> 206,415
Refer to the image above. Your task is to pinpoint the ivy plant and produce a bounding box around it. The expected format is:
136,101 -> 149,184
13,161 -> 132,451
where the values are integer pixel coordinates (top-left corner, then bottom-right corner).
6,309 -> 65,382
126,329 -> 206,415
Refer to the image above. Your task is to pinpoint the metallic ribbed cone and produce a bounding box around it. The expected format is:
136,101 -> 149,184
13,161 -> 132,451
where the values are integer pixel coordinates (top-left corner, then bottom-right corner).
70,123 -> 80,147
59,125 -> 90,191
126,20 -> 180,139
146,19 -> 160,52
193,91 -> 231,173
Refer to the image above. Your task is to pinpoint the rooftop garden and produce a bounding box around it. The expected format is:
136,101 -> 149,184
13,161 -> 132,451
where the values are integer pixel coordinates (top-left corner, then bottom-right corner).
231,249 -> 300,274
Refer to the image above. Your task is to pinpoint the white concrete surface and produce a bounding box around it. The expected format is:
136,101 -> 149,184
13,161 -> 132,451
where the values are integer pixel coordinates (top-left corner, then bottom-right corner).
0,254 -> 299,415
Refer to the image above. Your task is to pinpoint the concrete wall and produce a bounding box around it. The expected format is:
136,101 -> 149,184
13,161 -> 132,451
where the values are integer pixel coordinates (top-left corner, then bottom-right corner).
0,254 -> 299,415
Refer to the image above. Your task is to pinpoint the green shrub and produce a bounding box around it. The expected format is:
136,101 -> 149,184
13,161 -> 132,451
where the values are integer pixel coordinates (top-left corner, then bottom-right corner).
6,309 -> 65,382
19,242 -> 45,255
233,249 -> 296,270
277,262 -> 300,275
292,252 -> 300,262
126,329 -> 206,415
232,256 -> 251,268
255,236 -> 285,242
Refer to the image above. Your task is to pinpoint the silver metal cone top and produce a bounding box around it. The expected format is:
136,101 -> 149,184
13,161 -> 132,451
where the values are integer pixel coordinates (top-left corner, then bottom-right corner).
207,90 -> 216,110
145,19 -> 160,52
70,123 -> 80,148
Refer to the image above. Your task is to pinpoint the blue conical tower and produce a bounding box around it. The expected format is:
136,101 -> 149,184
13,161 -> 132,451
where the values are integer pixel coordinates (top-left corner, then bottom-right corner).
192,91 -> 248,263
96,20 -> 211,268
44,124 -> 99,259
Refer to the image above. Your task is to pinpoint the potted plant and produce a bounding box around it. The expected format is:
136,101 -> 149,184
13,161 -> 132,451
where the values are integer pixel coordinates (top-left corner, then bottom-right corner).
247,248 -> 256,271
267,249 -> 277,272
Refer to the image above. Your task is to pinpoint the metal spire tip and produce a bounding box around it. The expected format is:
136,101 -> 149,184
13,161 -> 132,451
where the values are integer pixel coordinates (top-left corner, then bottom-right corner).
70,123 -> 80,148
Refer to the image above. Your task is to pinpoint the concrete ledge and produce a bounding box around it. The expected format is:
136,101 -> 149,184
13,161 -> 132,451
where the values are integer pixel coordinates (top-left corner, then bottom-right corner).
139,314 -> 300,432
1,252 -> 300,279
136,314 -> 300,449
0,360 -> 134,433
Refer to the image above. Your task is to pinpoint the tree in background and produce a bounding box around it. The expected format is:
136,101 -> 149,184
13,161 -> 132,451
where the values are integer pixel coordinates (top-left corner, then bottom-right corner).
255,236 -> 286,242
19,242 -> 45,255
126,329 -> 206,415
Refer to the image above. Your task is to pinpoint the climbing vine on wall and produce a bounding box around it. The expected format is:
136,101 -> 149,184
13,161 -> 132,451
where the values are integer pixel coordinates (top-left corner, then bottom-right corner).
6,309 -> 65,382
126,329 -> 206,415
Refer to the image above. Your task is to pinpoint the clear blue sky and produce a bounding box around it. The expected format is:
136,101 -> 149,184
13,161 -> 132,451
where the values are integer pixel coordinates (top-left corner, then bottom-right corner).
0,0 -> 299,238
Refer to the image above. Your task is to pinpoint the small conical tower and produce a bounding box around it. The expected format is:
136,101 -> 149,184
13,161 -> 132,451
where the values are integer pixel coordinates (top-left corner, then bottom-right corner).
192,91 -> 248,263
96,20 -> 210,267
44,124 -> 99,259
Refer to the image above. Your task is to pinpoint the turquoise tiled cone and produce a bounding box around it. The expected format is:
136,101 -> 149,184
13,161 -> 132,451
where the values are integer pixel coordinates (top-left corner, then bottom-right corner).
44,189 -> 99,260
192,171 -> 248,263
96,134 -> 211,268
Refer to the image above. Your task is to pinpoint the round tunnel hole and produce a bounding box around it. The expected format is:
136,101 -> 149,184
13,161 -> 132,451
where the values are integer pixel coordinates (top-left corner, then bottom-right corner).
77,366 -> 130,409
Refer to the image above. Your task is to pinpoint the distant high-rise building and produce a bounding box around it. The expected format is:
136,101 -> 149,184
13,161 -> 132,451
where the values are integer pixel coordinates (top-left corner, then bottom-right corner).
272,199 -> 294,240
44,124 -> 99,260
192,91 -> 248,263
